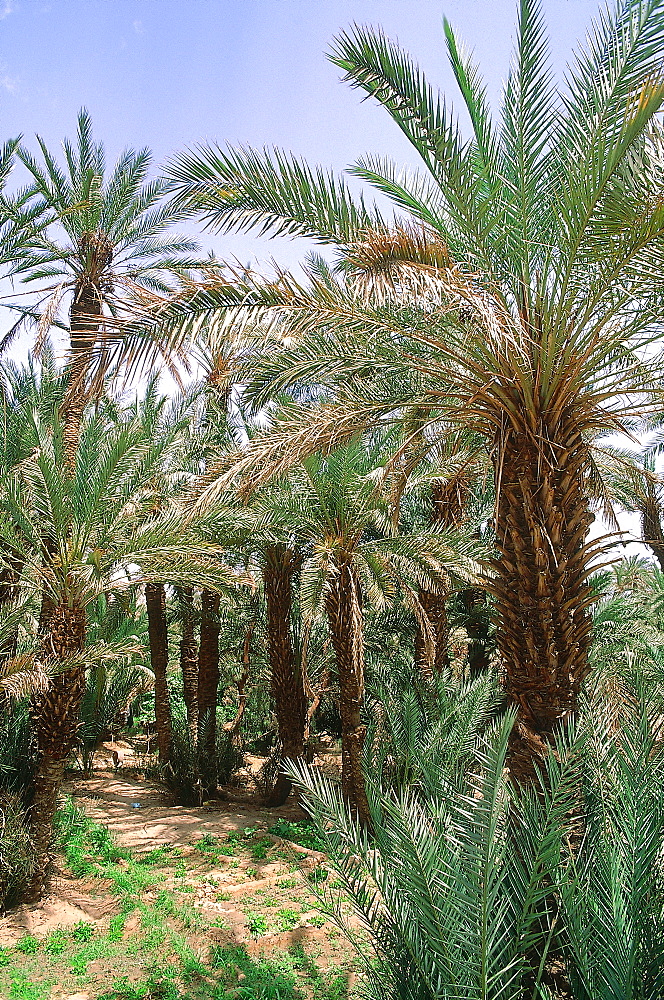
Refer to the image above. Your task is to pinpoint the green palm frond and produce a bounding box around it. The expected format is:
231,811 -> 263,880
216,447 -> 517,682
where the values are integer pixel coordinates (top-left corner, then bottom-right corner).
166,143 -> 383,244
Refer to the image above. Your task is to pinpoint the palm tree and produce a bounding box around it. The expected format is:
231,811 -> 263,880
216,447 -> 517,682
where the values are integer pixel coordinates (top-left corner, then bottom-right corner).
164,0 -> 664,778
0,406 -> 241,898
249,440 -> 482,822
9,109 -> 199,462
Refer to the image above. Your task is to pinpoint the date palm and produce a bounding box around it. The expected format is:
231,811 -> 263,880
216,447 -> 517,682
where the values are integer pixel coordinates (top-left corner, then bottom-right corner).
9,109 -> 199,462
250,439 -> 482,822
165,0 -> 664,777
0,406 -> 240,898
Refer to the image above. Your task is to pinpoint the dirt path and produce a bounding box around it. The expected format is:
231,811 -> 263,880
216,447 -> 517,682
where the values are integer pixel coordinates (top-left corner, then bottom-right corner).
68,769 -> 306,853
0,767 -> 359,998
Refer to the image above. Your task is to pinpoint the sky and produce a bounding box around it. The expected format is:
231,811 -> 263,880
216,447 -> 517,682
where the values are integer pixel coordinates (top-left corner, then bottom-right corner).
1,0 -> 603,271
0,0 -> 645,551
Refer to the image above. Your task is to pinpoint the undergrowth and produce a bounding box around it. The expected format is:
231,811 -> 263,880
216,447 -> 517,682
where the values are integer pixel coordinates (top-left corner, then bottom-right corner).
0,798 -> 354,1000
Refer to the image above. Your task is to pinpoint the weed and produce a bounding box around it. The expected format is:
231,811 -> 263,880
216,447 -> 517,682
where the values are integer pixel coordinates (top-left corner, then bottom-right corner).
142,846 -> 169,865
246,866 -> 258,878
15,935 -> 39,955
71,920 -> 95,942
275,907 -> 300,931
246,912 -> 269,936
44,929 -> 68,955
308,866 -> 328,884
250,838 -> 271,860
209,944 -> 304,1000
8,975 -> 51,1000
108,912 -> 127,942
0,946 -> 11,967
280,877 -> 298,889
309,914 -> 326,928
194,833 -> 217,850
268,819 -> 324,851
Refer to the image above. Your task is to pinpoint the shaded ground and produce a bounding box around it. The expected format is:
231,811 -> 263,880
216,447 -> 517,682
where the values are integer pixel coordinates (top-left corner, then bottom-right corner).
0,758 -> 359,1000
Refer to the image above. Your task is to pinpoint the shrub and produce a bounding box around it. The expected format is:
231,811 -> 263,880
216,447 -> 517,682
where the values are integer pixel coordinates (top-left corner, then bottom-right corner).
0,794 -> 35,910
150,705 -> 243,805
0,702 -> 36,799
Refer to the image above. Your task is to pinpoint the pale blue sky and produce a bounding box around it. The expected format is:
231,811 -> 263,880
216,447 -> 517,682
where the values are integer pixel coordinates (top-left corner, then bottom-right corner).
1,0 -> 601,269
0,0 -> 645,552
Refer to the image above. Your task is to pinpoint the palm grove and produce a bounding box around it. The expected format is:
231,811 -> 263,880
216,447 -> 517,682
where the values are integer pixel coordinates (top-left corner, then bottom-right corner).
2,0 -> 664,995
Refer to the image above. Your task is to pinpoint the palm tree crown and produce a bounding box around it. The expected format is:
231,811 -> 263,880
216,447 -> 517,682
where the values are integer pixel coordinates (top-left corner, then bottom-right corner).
161,0 -> 664,776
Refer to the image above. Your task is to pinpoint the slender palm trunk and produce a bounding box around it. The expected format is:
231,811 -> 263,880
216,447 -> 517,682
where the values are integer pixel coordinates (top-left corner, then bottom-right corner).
0,550 -> 23,663
492,422 -> 594,781
178,587 -> 198,740
414,588 -> 451,675
414,478 -> 466,674
62,283 -> 102,467
26,604 -> 87,901
460,587 -> 492,677
197,589 -> 220,798
145,582 -> 172,765
324,557 -> 370,826
263,545 -> 306,806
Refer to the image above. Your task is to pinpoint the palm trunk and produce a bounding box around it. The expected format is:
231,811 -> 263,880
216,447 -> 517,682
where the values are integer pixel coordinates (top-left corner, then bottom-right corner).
197,589 -> 220,798
61,284 -> 102,468
492,423 -> 594,781
460,587 -> 492,677
414,478 -> 466,674
324,557 -> 370,826
0,550 -> 23,663
263,545 -> 306,806
414,587 -> 451,675
178,587 -> 198,740
641,496 -> 664,573
26,604 -> 86,901
145,582 -> 172,765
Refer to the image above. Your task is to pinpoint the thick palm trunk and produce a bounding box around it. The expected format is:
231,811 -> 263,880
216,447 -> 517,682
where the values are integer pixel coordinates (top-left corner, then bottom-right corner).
145,582 -> 172,765
197,589 -> 220,798
324,558 -> 370,826
178,587 -> 198,740
263,545 -> 306,806
26,605 -> 86,901
493,424 -> 594,781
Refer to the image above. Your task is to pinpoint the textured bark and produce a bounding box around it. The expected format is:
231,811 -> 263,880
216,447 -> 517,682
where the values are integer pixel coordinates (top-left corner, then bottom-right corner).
26,604 -> 87,901
62,278 -> 104,467
145,582 -> 172,765
414,477 -> 467,674
641,496 -> 664,573
325,558 -> 370,826
178,587 -> 199,741
197,589 -> 220,798
263,545 -> 306,807
414,588 -> 451,675
492,420 -> 595,781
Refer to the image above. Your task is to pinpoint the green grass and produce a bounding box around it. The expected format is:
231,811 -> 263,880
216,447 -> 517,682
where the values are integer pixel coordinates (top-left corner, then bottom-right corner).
0,799 -> 357,1000
267,820 -> 325,852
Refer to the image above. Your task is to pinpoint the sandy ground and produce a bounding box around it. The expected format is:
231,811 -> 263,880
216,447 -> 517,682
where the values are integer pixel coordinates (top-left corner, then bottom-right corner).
0,745 -> 349,963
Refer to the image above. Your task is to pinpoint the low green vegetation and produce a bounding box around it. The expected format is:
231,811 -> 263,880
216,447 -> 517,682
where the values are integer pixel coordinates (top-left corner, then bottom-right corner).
0,799 -> 356,1000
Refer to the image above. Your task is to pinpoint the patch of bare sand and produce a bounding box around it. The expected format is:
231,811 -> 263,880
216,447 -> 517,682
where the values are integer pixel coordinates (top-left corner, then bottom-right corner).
67,768 -> 309,853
